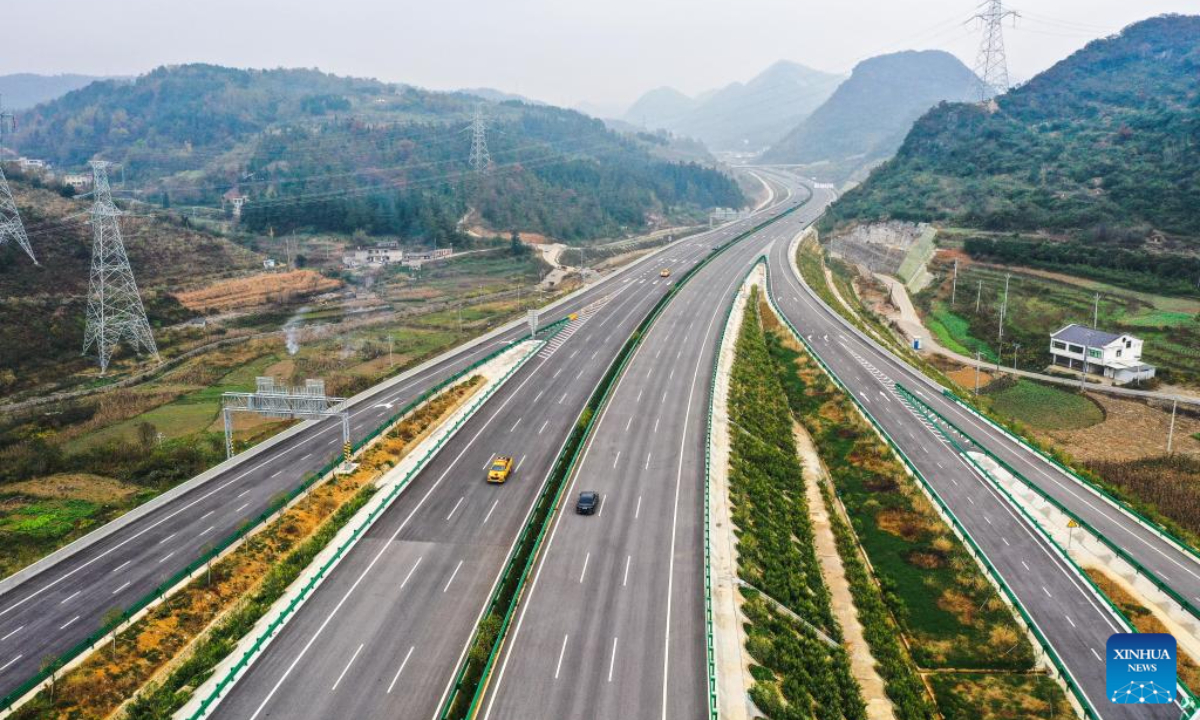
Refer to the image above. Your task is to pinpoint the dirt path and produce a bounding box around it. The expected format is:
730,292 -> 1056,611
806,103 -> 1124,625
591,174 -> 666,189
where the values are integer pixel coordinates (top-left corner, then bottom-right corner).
794,423 -> 896,720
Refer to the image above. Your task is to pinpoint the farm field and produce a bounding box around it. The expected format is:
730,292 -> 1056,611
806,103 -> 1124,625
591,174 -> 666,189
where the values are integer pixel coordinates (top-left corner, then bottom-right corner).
980,377 -> 1104,431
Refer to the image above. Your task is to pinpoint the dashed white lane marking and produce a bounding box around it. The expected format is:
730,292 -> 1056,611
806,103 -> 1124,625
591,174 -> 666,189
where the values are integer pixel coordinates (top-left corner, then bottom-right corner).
1042,586 -> 1052,598
401,558 -> 422,589
623,555 -> 631,587
613,451 -> 621,468
386,645 -> 415,694
237,489 -> 251,498
443,560 -> 464,593
539,420 -> 549,434
0,655 -> 23,673
113,581 -> 131,595
484,500 -> 499,525
330,643 -> 364,692
635,496 -> 642,520
509,418 -> 522,432
654,417 -> 660,433
59,591 -> 80,605
579,553 -> 590,584
559,393 -> 568,405
645,452 -> 652,470
112,560 -> 131,574
446,496 -> 465,521
1065,615 -> 1076,628
0,626 -> 22,642
158,532 -> 177,545
608,636 -> 619,683
159,551 -> 175,564
236,503 -> 249,513
554,634 -> 569,680
201,510 -> 215,520
1021,560 -> 1031,570
59,616 -> 79,631
625,417 -> 633,431
1091,648 -> 1102,662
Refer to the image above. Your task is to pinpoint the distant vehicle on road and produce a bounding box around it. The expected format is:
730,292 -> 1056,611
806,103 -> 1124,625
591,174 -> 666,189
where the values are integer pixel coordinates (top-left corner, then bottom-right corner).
659,268 -> 671,278
576,490 -> 599,514
488,456 -> 514,483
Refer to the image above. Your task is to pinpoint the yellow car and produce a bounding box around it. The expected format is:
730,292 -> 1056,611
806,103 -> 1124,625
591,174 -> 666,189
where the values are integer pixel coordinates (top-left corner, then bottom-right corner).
659,268 -> 671,278
488,456 -> 514,483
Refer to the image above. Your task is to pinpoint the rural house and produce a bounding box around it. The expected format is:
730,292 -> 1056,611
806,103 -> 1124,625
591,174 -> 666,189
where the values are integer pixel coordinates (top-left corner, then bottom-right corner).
1049,324 -> 1156,384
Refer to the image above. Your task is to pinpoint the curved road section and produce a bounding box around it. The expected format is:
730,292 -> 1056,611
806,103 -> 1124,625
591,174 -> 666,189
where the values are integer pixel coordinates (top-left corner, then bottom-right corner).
0,184 -> 786,706
478,183 -> 827,720
190,178 -> 806,719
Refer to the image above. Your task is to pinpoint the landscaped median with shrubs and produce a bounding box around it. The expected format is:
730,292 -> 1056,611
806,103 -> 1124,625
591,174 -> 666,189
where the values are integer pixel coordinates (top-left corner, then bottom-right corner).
756,297 -> 1072,720
728,289 -> 866,720
7,376 -> 484,720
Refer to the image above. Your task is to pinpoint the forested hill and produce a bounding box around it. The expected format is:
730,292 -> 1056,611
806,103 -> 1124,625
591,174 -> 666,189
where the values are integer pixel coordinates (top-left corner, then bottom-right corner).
821,15 -> 1200,242
13,64 -> 744,242
759,50 -> 979,174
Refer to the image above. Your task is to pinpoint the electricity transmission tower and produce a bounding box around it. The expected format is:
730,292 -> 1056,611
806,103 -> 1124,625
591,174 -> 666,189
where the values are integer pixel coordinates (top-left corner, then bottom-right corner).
468,105 -> 491,174
0,97 -> 36,264
972,0 -> 1019,101
82,160 -> 160,375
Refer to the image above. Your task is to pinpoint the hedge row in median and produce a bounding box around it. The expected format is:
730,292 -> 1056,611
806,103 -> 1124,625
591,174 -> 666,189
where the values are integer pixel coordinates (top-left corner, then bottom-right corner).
729,289 -> 866,720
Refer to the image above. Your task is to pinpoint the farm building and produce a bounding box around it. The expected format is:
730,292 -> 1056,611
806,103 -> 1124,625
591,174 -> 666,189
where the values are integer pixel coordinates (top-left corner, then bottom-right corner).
1049,324 -> 1156,384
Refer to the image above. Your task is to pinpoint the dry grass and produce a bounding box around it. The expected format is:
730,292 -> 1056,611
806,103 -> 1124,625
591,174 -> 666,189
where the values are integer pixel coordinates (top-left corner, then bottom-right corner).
17,376 -> 483,720
3,475 -> 139,504
174,270 -> 341,312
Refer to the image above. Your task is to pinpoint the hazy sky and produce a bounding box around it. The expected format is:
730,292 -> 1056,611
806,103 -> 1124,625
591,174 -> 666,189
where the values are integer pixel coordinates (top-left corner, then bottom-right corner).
5,0 -> 1196,114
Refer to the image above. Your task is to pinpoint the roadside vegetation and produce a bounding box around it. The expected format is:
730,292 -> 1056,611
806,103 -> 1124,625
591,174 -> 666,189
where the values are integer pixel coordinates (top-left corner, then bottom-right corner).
8,375 -> 482,720
729,290 -> 866,720
980,376 -> 1104,431
756,298 -> 1071,717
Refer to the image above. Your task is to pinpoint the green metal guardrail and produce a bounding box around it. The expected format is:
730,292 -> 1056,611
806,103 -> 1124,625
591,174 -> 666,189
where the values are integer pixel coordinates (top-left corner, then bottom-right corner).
939,388 -> 1200,623
703,259 -> 765,719
183,335 -> 551,720
0,317 -> 563,715
894,383 -> 1199,718
437,195 -> 811,720
760,262 -> 1110,720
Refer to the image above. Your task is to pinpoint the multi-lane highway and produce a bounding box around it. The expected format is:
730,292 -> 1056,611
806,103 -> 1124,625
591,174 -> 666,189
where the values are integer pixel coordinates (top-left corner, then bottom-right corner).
477,189 -> 828,719
764,212 -> 1180,719
0,180 -> 787,705
190,178 -> 809,719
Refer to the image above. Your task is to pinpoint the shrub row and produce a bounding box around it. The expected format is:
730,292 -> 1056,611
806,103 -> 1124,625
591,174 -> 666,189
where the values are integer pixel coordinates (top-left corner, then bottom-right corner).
727,291 -> 866,720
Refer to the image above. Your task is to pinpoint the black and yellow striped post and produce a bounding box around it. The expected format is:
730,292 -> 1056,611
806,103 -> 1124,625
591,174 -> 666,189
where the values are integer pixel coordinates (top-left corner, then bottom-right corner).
343,441 -> 353,463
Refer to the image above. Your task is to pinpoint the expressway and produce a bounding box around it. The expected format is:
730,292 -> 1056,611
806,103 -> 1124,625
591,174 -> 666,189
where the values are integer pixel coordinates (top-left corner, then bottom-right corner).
0,180 -> 787,705
764,208 -> 1179,720
191,179 -> 809,719
477,189 -> 829,719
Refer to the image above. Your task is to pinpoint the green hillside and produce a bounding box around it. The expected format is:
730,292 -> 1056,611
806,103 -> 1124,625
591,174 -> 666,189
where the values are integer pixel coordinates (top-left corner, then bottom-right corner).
821,15 -> 1200,242
14,64 -> 744,243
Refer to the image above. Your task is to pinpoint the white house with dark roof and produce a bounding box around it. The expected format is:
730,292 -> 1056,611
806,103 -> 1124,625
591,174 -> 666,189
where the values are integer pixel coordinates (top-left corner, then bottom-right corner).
1049,324 -> 1155,384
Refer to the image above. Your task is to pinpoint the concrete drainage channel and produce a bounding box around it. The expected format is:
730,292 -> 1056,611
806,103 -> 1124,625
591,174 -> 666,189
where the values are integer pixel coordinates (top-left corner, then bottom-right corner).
178,336 -> 547,719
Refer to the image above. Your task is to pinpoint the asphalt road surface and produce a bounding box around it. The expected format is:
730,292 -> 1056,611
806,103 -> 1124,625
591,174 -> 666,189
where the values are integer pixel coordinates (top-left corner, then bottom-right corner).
764,210 -> 1179,720
0,178 -> 786,704
198,177 -> 808,720
478,185 -> 829,720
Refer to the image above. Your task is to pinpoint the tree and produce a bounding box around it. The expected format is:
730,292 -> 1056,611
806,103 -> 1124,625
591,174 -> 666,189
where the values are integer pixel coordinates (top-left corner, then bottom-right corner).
510,230 -> 523,256
137,421 -> 159,449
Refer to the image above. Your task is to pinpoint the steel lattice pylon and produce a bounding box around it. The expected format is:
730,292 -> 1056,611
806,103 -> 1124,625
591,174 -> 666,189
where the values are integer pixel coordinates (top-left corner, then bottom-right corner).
973,0 -> 1018,101
469,104 -> 491,174
0,100 -> 36,264
82,160 -> 160,375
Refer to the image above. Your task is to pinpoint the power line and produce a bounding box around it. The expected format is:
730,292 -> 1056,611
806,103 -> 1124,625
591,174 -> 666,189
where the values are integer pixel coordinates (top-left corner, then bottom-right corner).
469,104 -> 492,174
82,160 -> 160,375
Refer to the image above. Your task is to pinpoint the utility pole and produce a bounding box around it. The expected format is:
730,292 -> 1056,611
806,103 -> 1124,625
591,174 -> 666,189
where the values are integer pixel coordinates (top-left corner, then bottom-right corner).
1079,346 -> 1089,390
1093,292 -> 1100,328
974,351 -> 982,396
950,258 -> 958,306
1166,400 -> 1178,455
972,0 -> 1019,101
975,279 -> 983,314
387,335 -> 394,368
1012,343 -> 1021,370
82,161 -> 160,375
468,104 -> 491,175
997,272 -> 1011,342
0,95 -> 36,264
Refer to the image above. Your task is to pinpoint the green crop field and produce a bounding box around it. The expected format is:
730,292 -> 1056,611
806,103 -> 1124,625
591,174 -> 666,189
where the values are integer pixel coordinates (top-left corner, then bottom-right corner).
983,379 -> 1104,431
